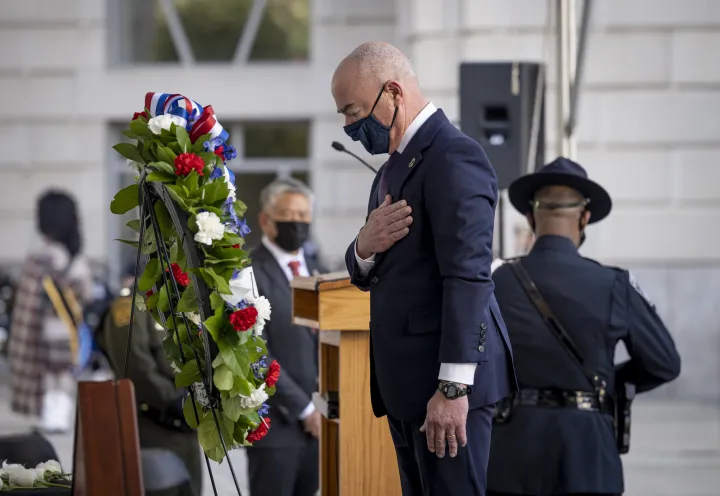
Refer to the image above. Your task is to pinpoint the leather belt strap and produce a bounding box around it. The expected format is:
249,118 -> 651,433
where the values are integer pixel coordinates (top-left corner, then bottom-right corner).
513,388 -> 614,415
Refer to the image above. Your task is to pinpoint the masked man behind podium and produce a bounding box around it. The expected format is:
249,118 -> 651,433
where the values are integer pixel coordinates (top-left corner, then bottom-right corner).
333,42 -> 518,496
247,178 -> 325,496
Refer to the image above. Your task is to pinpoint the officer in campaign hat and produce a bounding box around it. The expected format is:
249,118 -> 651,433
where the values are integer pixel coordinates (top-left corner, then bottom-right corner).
487,157 -> 681,496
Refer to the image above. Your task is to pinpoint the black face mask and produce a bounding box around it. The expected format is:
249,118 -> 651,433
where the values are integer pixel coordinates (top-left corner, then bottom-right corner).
274,221 -> 310,252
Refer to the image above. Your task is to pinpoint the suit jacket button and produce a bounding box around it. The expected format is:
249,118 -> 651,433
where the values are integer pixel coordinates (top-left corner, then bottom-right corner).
371,276 -> 379,285
480,329 -> 487,338
480,323 -> 487,331
478,345 -> 485,352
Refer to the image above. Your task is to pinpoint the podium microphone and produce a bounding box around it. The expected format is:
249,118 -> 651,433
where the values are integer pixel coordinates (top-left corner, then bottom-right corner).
331,141 -> 377,174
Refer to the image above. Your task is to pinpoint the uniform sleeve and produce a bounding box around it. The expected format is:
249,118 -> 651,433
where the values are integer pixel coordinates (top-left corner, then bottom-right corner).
103,307 -> 182,411
612,270 -> 681,394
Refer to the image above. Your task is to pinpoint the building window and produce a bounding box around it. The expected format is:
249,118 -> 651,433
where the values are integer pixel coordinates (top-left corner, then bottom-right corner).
110,0 -> 310,65
107,121 -> 310,287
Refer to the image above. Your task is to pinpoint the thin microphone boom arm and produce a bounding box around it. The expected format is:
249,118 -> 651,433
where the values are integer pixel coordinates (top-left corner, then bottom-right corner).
331,141 -> 378,174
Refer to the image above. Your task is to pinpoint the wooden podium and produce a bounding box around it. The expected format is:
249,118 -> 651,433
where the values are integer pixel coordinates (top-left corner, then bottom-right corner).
291,273 -> 401,496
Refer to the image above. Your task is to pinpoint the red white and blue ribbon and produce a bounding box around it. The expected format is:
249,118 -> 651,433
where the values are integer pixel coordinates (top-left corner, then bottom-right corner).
144,92 -> 228,144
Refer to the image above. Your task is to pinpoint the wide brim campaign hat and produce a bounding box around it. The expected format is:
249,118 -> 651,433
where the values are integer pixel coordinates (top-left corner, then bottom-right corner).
508,157 -> 612,224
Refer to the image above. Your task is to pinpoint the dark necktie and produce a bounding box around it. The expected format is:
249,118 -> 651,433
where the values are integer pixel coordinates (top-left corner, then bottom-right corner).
288,260 -> 301,278
377,152 -> 401,205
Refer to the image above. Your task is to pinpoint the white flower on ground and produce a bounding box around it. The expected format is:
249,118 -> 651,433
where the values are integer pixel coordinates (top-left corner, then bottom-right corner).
0,461 -> 22,478
0,477 -> 3,490
194,212 -> 225,245
186,312 -> 202,327
147,114 -> 186,135
220,267 -> 257,307
33,467 -> 46,481
9,467 -> 37,487
37,460 -> 61,474
223,166 -> 237,203
239,383 -> 268,409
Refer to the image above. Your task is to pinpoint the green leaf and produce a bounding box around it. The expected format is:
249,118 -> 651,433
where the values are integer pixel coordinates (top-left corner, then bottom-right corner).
110,184 -> 139,215
213,365 -> 234,391
203,292 -> 228,341
175,359 -> 202,387
201,181 -> 230,207
147,171 -> 176,183
114,238 -> 139,248
219,338 -> 251,378
233,200 -> 248,218
169,142 -> 183,156
155,147 -> 177,165
141,225 -> 158,255
198,410 -> 235,460
146,290 -> 159,311
197,151 -> 219,167
221,395 -> 243,422
181,170 -> 200,197
170,241 -> 179,265
265,385 -> 276,396
210,246 -> 247,262
183,397 -> 201,429
142,139 -> 156,163
149,161 -> 175,174
229,374 -> 252,397
176,125 -> 191,153
138,258 -> 161,292
204,267 -> 231,294
122,129 -> 140,140
154,201 -> 175,240
157,285 -> 170,313
129,119 -> 154,138
165,184 -> 190,210
133,293 -> 147,312
126,219 -> 141,233
222,232 -> 245,248
177,282 -> 199,313
193,133 -> 212,153
113,143 -> 145,163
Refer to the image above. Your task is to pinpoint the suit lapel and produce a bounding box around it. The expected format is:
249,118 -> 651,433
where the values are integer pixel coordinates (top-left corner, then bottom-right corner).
252,244 -> 290,298
386,110 -> 449,202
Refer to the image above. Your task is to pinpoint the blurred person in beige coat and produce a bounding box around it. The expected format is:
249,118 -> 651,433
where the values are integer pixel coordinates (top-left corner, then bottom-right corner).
8,190 -> 92,433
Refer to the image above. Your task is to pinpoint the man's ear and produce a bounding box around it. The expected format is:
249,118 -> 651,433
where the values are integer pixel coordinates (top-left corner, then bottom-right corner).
582,210 -> 592,226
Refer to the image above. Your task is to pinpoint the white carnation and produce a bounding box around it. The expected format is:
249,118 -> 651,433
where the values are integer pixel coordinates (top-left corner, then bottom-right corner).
33,467 -> 47,481
36,460 -> 61,474
147,114 -> 186,135
253,296 -> 271,322
0,477 -> 3,490
193,382 -> 210,407
239,383 -> 268,409
194,211 -> 225,245
170,361 -> 182,374
253,318 -> 265,337
9,467 -> 37,487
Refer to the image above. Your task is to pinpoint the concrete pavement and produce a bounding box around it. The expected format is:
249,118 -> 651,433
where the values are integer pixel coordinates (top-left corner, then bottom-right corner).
0,381 -> 718,495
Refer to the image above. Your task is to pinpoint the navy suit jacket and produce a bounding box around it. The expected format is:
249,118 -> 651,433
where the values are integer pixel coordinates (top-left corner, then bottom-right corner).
345,110 -> 518,421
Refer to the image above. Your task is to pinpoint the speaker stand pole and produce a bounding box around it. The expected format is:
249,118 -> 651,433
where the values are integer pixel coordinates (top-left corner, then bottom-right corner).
555,0 -> 575,159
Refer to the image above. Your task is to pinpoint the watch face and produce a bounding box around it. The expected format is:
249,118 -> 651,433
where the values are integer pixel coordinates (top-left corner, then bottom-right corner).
446,385 -> 458,398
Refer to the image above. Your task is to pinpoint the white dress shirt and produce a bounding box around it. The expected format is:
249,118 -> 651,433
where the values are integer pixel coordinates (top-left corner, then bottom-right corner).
261,236 -> 316,419
353,102 -> 478,386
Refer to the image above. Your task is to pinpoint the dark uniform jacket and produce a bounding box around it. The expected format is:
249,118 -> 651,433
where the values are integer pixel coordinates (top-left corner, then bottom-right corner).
96,296 -> 201,495
487,235 -> 681,495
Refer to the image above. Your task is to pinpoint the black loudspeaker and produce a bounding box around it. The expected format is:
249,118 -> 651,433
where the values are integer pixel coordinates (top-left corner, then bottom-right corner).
460,62 -> 546,190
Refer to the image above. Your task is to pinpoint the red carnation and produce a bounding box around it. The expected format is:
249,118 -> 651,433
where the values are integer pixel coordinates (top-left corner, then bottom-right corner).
174,153 -> 205,177
214,147 -> 225,159
229,307 -> 258,332
132,111 -> 148,121
265,360 -> 280,387
168,263 -> 189,287
145,290 -> 154,299
232,244 -> 240,249
246,418 -> 271,444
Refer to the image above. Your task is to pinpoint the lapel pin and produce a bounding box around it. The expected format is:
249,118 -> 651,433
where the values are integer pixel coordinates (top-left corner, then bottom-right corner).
408,158 -> 415,168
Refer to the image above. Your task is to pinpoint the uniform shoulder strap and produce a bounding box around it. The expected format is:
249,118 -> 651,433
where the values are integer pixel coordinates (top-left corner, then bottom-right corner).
509,259 -> 605,391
